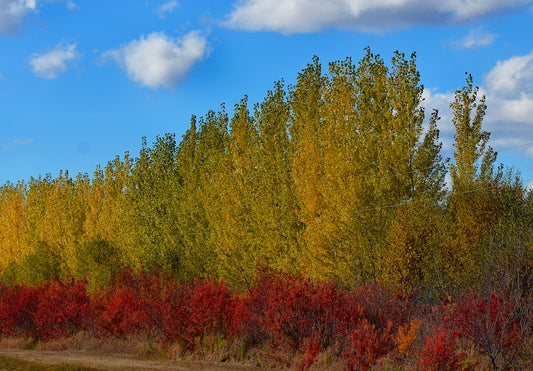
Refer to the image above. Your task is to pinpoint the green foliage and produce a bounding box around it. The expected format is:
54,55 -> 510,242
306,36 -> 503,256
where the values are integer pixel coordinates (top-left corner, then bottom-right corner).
76,237 -> 121,291
18,242 -> 62,286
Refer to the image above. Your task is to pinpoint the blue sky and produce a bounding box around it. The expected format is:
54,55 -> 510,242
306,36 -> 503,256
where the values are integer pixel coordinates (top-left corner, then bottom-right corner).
1,0 -> 533,187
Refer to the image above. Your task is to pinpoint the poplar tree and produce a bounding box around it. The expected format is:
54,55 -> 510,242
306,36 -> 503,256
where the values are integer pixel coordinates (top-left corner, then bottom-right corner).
255,81 -> 301,274
290,57 -> 332,281
450,75 -> 496,190
0,182 -> 26,272
19,174 -> 62,284
126,134 -> 181,271
216,97 -> 262,286
196,108 -> 231,279
100,154 -> 133,267
447,75 -> 500,290
175,116 -> 208,280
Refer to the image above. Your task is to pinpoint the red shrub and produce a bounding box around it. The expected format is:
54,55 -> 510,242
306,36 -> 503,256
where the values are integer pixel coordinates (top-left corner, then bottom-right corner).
94,269 -> 236,346
95,269 -> 175,338
32,279 -> 92,341
344,318 -> 393,371
185,279 -> 234,343
336,283 -> 416,365
350,283 -> 419,335
96,285 -> 153,337
235,273 -> 354,354
159,280 -> 192,343
416,326 -> 468,371
0,284 -> 39,337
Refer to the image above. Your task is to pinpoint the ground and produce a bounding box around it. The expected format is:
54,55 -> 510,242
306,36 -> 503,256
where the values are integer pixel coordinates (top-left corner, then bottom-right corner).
0,348 -> 263,370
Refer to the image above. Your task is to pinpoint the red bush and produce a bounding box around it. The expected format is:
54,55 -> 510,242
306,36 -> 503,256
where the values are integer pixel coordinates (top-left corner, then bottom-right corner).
416,326 -> 468,371
185,279 -> 234,343
158,280 -> 192,343
236,273 -> 349,352
96,286 -> 153,337
95,269 -> 169,338
32,279 -> 92,341
0,284 -> 39,337
344,318 -> 393,371
94,269 -> 236,346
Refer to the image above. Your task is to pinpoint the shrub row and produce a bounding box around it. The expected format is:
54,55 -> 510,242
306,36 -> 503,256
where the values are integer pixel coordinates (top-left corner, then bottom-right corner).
0,270 -> 532,370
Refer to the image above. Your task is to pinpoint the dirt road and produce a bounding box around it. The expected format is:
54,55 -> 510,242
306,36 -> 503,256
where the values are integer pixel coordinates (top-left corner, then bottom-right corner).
0,349 -> 262,370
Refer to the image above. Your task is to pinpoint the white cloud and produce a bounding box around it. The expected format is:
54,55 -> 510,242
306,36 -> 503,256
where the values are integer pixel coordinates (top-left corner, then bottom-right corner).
224,0 -> 533,34
482,51 -> 533,155
156,0 -> 178,18
451,27 -> 497,49
103,31 -> 209,90
2,138 -> 34,150
0,0 -> 37,34
484,50 -> 533,99
29,43 -> 78,79
0,1 -> 77,34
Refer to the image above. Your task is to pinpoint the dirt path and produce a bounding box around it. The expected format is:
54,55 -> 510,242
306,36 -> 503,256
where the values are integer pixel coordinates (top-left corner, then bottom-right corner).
0,348 -> 262,370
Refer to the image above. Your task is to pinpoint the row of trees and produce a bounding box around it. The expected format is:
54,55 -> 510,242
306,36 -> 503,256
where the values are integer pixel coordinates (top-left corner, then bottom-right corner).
1,49 -> 532,295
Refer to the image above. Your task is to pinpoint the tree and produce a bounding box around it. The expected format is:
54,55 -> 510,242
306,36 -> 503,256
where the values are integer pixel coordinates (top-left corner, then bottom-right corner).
125,134 -> 182,271
446,75 -> 501,291
449,74 -> 496,191
0,182 -> 26,273
254,81 -> 301,275
290,56 -> 332,281
215,97 -> 262,286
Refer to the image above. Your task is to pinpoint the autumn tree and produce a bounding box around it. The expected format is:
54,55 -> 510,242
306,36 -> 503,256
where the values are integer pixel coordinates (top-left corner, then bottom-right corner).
213,97 -> 263,286
0,182 -> 26,273
290,57 -> 332,281
446,75 -> 501,291
254,81 -> 301,275
124,134 -> 182,271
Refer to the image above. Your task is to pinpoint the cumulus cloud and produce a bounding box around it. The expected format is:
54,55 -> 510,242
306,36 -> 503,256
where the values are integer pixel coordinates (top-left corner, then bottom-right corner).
103,31 -> 209,90
484,50 -> 533,99
0,0 -> 37,34
451,27 -> 498,49
156,0 -> 178,18
481,51 -> 533,153
29,43 -> 78,79
224,0 -> 533,34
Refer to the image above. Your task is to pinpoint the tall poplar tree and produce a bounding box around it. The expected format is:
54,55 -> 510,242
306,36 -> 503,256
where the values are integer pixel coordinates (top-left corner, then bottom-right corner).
216,97 -> 262,286
0,182 -> 26,272
175,116 -> 207,280
290,57 -> 331,280
126,134 -> 181,271
255,81 -> 300,274
447,75 -> 500,290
